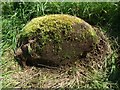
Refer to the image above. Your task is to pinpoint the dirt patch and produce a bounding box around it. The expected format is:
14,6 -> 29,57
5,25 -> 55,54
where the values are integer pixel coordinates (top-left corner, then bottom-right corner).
9,27 -> 112,88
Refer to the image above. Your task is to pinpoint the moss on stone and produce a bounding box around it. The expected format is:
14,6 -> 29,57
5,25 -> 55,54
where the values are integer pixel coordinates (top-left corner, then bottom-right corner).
21,14 -> 98,45
23,14 -> 82,35
17,14 -> 99,66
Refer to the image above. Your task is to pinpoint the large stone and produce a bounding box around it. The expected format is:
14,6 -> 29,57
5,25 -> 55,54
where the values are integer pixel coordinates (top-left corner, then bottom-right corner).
15,14 -> 99,67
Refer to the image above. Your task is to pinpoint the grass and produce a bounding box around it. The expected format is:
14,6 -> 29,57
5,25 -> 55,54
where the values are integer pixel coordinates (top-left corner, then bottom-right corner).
1,2 -> 120,89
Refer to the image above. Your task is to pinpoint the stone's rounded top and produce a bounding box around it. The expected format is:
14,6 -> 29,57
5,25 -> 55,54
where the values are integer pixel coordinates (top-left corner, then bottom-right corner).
23,14 -> 82,34
22,14 -> 96,38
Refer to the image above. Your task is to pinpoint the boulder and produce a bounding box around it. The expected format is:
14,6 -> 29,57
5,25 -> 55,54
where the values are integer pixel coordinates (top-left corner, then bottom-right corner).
15,14 -> 99,67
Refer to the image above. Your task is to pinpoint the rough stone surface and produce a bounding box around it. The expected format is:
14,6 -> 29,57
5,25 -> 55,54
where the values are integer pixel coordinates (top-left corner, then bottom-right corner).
15,14 -> 99,67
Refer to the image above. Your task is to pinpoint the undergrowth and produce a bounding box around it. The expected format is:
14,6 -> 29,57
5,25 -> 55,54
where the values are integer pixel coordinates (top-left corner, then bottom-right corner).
1,2 -> 120,89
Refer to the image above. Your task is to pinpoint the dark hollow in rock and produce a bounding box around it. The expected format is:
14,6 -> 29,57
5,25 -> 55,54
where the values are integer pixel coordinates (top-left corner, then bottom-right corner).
14,14 -> 100,68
